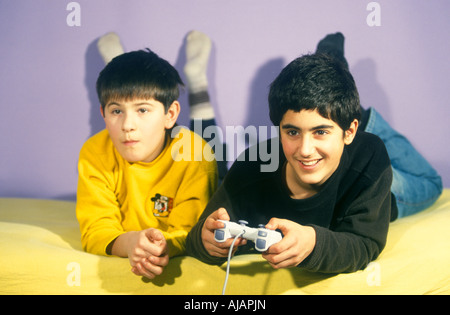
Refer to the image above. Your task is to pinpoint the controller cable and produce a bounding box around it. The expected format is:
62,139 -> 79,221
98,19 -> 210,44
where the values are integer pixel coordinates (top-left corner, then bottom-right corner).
222,231 -> 245,295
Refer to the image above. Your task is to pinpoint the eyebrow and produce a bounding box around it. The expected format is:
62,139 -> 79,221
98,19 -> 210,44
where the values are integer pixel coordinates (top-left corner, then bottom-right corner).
281,123 -> 335,131
106,101 -> 155,108
106,102 -> 120,108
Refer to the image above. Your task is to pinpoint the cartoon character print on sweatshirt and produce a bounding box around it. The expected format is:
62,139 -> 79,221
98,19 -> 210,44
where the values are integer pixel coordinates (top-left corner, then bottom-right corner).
150,193 -> 174,217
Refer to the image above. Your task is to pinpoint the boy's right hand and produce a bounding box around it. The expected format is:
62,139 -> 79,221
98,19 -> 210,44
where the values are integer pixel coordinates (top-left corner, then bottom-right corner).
201,208 -> 247,257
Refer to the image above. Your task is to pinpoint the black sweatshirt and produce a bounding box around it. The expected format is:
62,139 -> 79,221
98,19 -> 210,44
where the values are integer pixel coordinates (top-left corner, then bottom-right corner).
186,131 -> 397,273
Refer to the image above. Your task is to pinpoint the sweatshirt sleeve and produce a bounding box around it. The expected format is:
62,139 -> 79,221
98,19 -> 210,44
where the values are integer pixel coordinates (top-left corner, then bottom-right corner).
299,166 -> 394,273
161,159 -> 218,257
75,140 -> 126,256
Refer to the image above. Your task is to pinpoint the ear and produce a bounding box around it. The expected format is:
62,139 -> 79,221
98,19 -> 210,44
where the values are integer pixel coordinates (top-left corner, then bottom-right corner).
164,101 -> 180,129
344,119 -> 359,145
100,106 -> 105,117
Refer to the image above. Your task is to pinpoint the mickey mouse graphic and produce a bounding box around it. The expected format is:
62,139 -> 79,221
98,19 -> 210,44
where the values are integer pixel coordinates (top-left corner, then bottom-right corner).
150,194 -> 173,217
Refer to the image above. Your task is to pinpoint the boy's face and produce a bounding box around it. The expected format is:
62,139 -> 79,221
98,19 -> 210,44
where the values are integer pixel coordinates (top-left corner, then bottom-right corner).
101,98 -> 179,163
280,109 -> 358,198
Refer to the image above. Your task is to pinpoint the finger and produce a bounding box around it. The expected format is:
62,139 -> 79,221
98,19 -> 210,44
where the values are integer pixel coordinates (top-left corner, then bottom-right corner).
204,237 -> 246,257
262,239 -> 305,269
216,208 -> 231,221
265,217 -> 286,231
213,234 -> 247,250
148,253 -> 169,268
267,256 -> 299,270
206,246 -> 230,258
145,228 -> 166,246
129,245 -> 155,264
206,245 -> 239,258
265,230 -> 295,255
205,208 -> 230,231
129,232 -> 159,258
141,230 -> 168,257
135,240 -> 163,258
263,247 -> 290,265
133,262 -> 157,279
204,239 -> 232,257
142,258 -> 165,276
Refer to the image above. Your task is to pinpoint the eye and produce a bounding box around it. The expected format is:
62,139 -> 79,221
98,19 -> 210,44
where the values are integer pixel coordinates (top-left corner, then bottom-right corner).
314,130 -> 328,136
111,109 -> 122,115
287,130 -> 299,137
138,108 -> 149,114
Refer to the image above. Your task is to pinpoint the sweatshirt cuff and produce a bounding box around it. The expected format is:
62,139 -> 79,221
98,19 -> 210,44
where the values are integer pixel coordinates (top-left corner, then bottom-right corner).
297,225 -> 324,272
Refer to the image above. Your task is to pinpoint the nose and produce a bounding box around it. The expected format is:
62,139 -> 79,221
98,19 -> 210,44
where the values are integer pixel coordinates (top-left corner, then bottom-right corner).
298,135 -> 315,157
122,113 -> 136,133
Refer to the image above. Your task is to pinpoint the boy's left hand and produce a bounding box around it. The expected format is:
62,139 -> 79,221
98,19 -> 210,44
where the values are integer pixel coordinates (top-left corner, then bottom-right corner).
261,218 -> 316,269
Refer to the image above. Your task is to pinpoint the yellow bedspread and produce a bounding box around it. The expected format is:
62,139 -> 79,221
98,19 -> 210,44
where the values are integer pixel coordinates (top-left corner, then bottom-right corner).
1,190 -> 450,295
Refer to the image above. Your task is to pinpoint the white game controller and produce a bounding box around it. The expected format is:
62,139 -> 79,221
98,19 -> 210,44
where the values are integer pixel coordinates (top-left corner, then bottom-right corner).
214,220 -> 282,252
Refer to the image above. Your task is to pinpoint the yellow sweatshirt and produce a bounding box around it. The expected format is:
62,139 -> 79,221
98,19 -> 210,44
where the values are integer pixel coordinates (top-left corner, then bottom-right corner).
76,127 -> 218,257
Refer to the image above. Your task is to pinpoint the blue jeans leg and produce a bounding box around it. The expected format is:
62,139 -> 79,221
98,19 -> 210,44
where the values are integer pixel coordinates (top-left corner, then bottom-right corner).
364,108 -> 443,218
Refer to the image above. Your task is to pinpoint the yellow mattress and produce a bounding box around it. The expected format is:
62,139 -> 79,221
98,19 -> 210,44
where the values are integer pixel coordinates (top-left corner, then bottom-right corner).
1,190 -> 449,295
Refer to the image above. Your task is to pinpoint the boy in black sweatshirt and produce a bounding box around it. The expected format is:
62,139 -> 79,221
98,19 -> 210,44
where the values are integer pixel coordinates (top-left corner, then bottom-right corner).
186,53 -> 397,273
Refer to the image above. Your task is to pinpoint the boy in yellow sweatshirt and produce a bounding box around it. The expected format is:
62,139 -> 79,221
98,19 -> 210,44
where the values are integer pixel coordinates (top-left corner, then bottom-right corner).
76,47 -> 218,280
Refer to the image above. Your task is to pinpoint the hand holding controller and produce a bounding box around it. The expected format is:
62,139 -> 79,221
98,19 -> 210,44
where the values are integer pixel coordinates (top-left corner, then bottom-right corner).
254,224 -> 283,252
214,220 -> 282,252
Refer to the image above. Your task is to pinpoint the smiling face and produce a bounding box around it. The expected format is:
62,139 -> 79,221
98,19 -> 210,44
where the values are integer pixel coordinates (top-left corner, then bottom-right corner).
280,109 -> 358,199
102,98 -> 179,163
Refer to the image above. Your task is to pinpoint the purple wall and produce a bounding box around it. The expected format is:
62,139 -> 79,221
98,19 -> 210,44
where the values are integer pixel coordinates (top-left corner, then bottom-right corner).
1,0 -> 449,201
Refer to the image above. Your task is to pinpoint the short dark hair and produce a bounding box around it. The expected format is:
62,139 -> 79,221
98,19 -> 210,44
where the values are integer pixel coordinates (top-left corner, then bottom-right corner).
268,53 -> 361,131
96,49 -> 184,113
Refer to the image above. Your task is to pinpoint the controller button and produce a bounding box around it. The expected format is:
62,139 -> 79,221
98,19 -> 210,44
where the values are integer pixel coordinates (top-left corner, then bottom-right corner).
256,239 -> 266,250
215,230 -> 225,241
238,220 -> 248,226
258,231 -> 267,237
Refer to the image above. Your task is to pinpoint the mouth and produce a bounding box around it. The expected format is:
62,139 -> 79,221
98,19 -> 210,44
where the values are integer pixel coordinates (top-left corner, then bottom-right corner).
299,159 -> 322,168
123,140 -> 139,146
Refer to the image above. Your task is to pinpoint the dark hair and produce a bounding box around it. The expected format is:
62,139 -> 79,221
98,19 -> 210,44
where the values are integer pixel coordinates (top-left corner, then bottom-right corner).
96,49 -> 184,113
268,53 -> 360,131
